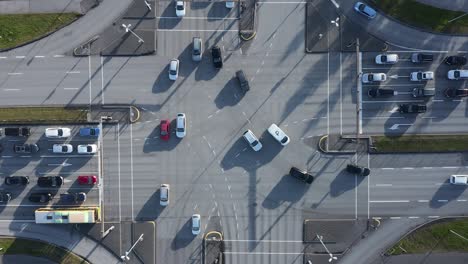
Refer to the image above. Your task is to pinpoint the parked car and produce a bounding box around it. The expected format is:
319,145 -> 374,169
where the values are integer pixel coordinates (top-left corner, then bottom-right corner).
4,127 -> 30,137
160,184 -> 170,206
29,193 -> 52,203
0,192 -> 11,203
176,113 -> 186,138
450,175 -> 468,185
4,176 -> 29,186
236,70 -> 250,93
14,143 -> 39,153
160,119 -> 170,141
175,1 -> 186,17
37,176 -> 63,187
79,127 -> 100,137
267,124 -> 290,146
410,71 -> 434,81
368,88 -> 395,98
53,144 -> 73,154
60,192 -> 86,203
211,46 -> 223,68
445,56 -> 467,66
45,127 -> 71,138
192,37 -> 203,62
398,104 -> 427,114
362,73 -> 386,83
192,214 -> 201,235
448,69 -> 468,80
78,175 -> 97,185
411,53 -> 433,63
78,144 -> 97,154
354,1 -> 376,19
375,54 -> 398,64
412,87 -> 435,98
346,164 -> 370,176
169,59 -> 179,81
289,167 -> 314,184
444,88 -> 468,98
242,130 -> 262,151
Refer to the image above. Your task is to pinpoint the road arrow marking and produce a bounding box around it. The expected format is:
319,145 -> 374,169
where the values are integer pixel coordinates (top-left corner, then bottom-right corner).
389,124 -> 412,130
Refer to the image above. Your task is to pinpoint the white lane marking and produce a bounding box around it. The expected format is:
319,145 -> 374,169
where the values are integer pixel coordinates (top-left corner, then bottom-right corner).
432,99 -> 444,102
363,100 -> 424,103
381,168 -> 394,170
157,16 -> 238,20
375,184 -> 392,187
327,51 -> 330,150
402,167 -> 414,170
257,1 -> 306,3
63,88 -> 79,90
370,200 -> 409,203
362,116 -> 405,119
157,29 -> 238,32
437,200 -> 449,202
442,166 -> 457,169
422,167 -> 433,169
363,83 -> 424,87
34,55 -> 45,58
417,200 -> 429,202
1,156 -> 12,158
66,71 -> 80,74
101,56 -> 105,104
15,56 -> 25,59
3,89 -> 20,91
88,56 -> 92,105
0,56 -> 7,59
7,73 -> 23,75
130,121 -> 134,220
457,199 -> 467,202
224,252 -> 304,255
390,217 -> 401,219
428,216 -> 440,218
224,239 -> 303,242
362,67 -> 425,70
53,55 -> 65,58
408,216 -> 419,219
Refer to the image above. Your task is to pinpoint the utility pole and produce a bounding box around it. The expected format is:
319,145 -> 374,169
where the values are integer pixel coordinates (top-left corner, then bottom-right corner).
316,234 -> 338,262
121,24 -> 144,43
121,234 -> 144,261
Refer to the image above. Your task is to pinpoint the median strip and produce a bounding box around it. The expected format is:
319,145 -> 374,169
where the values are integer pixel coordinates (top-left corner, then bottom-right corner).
371,135 -> 468,153
0,107 -> 88,124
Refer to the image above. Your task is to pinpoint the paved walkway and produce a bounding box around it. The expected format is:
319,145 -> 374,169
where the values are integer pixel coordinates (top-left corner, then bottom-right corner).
0,221 -> 120,264
336,0 -> 468,51
1,0 -> 134,56
415,0 -> 468,13
0,0 -> 93,14
0,255 -> 55,264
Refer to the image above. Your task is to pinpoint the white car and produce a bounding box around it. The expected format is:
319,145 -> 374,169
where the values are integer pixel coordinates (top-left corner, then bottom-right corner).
448,69 -> 468,80
267,124 -> 290,146
192,214 -> 201,235
375,54 -> 398,64
160,184 -> 170,206
242,130 -> 262,151
175,1 -> 186,17
169,59 -> 179,81
176,113 -> 186,138
410,71 -> 434,81
45,128 -> 71,138
362,73 -> 386,83
450,175 -> 468,185
53,144 -> 73,154
226,1 -> 234,8
77,144 -> 97,154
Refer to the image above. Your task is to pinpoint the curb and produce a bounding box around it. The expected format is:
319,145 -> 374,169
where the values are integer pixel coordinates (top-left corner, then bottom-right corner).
317,135 -> 358,154
130,105 -> 141,123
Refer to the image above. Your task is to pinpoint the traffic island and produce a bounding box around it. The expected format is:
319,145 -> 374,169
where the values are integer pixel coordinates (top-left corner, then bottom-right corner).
370,134 -> 468,153
239,0 -> 257,41
0,106 -> 88,124
204,231 -> 224,264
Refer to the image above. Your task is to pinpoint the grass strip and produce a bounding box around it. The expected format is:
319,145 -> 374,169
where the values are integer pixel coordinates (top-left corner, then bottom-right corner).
388,218 -> 468,255
372,0 -> 468,34
0,107 -> 88,124
0,13 -> 80,49
372,135 -> 468,152
0,237 -> 89,264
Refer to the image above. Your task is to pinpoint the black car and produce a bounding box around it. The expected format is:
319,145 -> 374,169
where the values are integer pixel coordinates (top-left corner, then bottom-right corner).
289,167 -> 314,184
398,104 -> 427,113
236,70 -> 250,93
4,127 -> 30,137
37,176 -> 63,187
346,164 -> 370,176
0,192 -> 11,203
60,192 -> 86,203
411,53 -> 433,63
445,56 -> 467,66
444,88 -> 468,98
14,143 -> 39,153
368,88 -> 395,98
29,193 -> 52,203
4,176 -> 29,186
211,46 -> 223,68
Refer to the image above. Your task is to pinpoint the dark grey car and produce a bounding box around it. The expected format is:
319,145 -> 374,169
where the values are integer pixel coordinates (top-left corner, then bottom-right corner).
236,70 -> 250,93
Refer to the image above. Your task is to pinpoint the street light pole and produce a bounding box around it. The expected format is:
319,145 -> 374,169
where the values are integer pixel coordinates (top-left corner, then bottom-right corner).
121,24 -> 144,43
121,234 -> 144,261
316,234 -> 338,262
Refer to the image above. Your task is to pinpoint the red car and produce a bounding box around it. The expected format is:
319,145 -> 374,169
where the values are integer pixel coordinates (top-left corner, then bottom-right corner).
160,119 -> 170,141
78,175 -> 97,185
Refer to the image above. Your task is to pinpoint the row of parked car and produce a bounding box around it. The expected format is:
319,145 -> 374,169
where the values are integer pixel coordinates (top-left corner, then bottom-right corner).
0,175 -> 97,203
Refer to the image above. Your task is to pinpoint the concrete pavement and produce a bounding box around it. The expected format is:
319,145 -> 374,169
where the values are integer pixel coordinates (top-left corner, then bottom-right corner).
0,255 -> 55,264
0,0 -> 93,14
0,221 -> 120,264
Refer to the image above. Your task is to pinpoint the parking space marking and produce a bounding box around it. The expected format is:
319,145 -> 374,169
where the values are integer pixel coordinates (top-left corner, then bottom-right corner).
101,56 -> 105,104
370,200 -> 410,203
7,73 -> 23,76
363,100 -> 424,103
63,87 -> 79,90
3,89 -> 21,91
88,56 -> 92,105
130,122 -> 134,220
66,71 -> 80,74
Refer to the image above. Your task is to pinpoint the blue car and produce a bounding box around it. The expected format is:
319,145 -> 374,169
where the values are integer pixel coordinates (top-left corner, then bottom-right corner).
354,2 -> 376,19
80,127 -> 100,137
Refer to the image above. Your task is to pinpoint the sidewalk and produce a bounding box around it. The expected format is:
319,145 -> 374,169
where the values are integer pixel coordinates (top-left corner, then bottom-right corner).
0,221 -> 121,264
0,0 -> 97,15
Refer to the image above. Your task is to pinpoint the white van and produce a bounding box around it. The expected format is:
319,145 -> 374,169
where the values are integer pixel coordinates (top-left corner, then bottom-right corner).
448,70 -> 468,80
267,124 -> 290,146
450,175 -> 468,185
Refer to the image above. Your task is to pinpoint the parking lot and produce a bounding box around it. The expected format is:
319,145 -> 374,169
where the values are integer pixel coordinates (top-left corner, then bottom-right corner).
0,125 -> 101,220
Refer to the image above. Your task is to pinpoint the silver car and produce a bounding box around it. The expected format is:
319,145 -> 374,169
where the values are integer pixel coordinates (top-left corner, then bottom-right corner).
192,37 -> 202,62
176,113 -> 186,138
242,130 -> 262,151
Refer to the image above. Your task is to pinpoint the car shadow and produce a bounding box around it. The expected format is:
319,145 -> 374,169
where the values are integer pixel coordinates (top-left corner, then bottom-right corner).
136,191 -> 163,221
171,218 -> 196,250
214,77 -> 243,109
158,2 -> 182,29
152,63 -> 176,94
143,119 -> 181,153
330,169 -> 365,197
261,174 -> 310,209
430,179 -> 466,209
